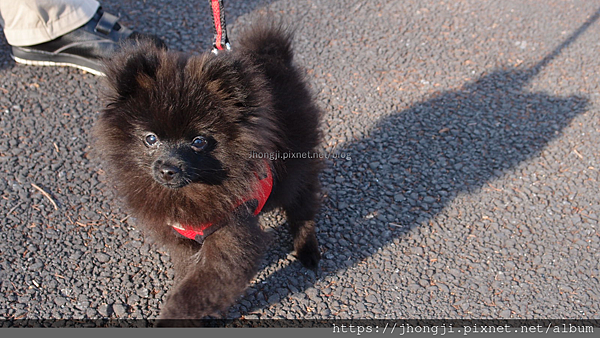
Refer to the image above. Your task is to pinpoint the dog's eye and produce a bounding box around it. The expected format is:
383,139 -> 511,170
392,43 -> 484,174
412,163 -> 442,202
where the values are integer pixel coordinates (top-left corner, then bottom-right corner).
145,134 -> 159,147
191,136 -> 208,152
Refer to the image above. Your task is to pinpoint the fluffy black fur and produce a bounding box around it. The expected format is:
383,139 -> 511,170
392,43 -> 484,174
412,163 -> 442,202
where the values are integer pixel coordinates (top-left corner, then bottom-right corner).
94,23 -> 323,319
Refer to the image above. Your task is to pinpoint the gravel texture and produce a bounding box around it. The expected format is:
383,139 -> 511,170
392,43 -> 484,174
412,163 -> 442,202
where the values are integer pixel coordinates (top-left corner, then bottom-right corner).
1,0 -> 599,322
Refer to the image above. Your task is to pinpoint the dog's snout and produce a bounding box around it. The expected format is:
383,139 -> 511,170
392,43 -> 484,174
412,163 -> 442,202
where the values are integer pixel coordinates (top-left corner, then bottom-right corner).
153,159 -> 187,188
160,164 -> 182,182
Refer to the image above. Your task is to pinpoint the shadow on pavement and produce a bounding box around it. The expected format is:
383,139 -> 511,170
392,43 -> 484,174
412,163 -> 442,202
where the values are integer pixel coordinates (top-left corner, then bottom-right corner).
235,7 -> 598,319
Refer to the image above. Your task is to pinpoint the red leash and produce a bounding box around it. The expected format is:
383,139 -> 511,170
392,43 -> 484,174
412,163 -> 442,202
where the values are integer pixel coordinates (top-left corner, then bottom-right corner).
210,0 -> 230,52
175,1 -> 268,245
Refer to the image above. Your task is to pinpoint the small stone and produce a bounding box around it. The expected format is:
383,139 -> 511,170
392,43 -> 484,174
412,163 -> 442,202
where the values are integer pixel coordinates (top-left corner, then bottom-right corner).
95,253 -> 110,263
127,294 -> 140,305
98,304 -> 112,317
86,308 -> 97,318
113,304 -> 127,317
263,291 -> 278,304
423,196 -> 436,204
136,288 -> 149,298
54,297 -> 67,306
305,288 -> 319,301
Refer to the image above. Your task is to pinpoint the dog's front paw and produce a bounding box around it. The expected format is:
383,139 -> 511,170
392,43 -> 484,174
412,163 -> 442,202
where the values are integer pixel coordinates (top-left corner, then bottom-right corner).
295,237 -> 321,270
158,293 -> 207,320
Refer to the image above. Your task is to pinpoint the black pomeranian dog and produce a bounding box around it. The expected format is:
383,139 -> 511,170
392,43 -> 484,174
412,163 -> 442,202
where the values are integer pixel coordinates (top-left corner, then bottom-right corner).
94,23 -> 322,319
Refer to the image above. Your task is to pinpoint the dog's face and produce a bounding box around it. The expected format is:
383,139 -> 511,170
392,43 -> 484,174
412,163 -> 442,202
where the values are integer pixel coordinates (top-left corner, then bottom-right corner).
95,42 -> 280,222
143,132 -> 223,188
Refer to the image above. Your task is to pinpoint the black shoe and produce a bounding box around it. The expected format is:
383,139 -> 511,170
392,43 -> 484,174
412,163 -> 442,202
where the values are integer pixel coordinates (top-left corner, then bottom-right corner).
10,8 -> 167,76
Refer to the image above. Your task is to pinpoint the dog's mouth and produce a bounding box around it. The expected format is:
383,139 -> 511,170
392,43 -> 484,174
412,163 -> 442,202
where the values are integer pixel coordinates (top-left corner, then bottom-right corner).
158,180 -> 190,189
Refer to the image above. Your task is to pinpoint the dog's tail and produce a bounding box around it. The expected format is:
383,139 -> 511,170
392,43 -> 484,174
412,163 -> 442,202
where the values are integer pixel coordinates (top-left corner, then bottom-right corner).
237,21 -> 294,65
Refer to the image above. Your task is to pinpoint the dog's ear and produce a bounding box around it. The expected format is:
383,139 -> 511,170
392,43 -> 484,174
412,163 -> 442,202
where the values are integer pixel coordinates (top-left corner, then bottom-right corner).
105,44 -> 161,99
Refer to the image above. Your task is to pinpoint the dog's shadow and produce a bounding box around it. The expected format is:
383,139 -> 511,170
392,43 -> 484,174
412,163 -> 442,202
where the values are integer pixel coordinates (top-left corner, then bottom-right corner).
227,9 -> 597,319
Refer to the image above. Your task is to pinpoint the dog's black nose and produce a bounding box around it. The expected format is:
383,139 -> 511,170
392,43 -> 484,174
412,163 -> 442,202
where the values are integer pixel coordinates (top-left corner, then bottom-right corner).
160,164 -> 182,182
152,159 -> 190,188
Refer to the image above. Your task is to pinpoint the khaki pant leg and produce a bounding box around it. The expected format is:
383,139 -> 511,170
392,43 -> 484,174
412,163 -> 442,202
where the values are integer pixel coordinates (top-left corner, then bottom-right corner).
0,0 -> 99,46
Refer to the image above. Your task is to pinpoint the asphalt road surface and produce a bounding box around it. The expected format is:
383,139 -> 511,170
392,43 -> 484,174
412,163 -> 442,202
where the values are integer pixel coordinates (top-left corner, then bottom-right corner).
1,0 -> 599,324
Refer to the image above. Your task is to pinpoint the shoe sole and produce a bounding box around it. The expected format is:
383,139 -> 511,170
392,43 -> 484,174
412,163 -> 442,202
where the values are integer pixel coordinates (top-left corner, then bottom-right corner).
11,49 -> 105,76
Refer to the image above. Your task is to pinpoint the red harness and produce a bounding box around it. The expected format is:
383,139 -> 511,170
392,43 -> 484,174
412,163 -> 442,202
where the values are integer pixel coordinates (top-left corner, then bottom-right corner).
171,164 -> 273,244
